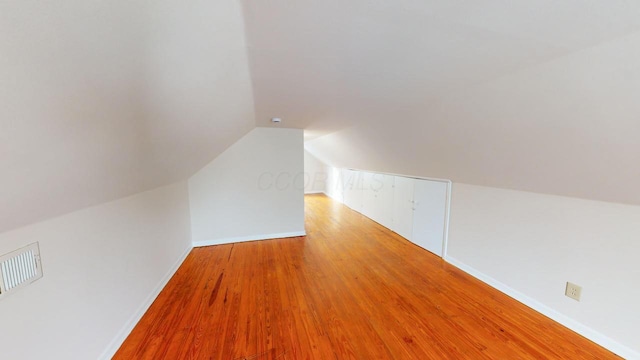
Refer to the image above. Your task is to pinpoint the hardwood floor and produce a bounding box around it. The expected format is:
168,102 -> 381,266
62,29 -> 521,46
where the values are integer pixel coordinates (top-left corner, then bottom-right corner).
114,194 -> 620,359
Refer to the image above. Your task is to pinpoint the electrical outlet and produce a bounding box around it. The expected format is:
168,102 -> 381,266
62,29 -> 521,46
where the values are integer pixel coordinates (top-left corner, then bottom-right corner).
565,282 -> 582,301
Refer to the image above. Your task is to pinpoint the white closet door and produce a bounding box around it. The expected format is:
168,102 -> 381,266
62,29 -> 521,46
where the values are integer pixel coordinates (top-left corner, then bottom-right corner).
364,173 -> 394,227
411,180 -> 448,256
392,176 -> 415,240
375,174 -> 395,229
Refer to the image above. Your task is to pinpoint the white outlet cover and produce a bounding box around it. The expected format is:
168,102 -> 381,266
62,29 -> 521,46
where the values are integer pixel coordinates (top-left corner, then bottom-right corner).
565,282 -> 582,301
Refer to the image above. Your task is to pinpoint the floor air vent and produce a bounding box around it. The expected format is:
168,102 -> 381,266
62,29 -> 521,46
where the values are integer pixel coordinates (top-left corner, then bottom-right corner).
0,242 -> 43,299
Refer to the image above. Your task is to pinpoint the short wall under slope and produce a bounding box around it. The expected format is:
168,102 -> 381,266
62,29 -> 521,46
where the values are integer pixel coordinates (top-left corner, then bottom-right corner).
0,182 -> 193,360
447,183 -> 640,359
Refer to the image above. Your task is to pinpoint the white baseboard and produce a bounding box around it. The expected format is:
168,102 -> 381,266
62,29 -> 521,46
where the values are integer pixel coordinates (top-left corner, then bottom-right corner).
193,231 -> 307,247
99,246 -> 192,360
304,190 -> 325,194
445,256 -> 639,360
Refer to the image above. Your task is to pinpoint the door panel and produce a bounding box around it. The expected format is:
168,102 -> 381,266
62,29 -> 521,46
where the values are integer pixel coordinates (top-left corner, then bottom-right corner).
361,173 -> 394,228
391,176 -> 415,241
374,174 -> 395,229
411,180 -> 448,256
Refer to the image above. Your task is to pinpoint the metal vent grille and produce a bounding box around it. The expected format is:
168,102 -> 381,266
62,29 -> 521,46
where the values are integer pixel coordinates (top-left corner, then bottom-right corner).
0,242 -> 43,298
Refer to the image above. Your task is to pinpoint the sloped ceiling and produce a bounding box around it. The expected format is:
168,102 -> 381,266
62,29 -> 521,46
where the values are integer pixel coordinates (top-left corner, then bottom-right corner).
4,1 -> 640,235
0,0 -> 255,234
243,0 -> 640,205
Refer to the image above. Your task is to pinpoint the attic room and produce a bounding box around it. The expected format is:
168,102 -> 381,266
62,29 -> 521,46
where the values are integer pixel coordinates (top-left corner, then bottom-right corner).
1,0 -> 639,359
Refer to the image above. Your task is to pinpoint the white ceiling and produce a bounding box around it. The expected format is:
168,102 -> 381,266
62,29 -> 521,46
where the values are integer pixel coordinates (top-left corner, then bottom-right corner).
0,0 -> 255,234
243,0 -> 640,205
4,0 -> 640,234
245,0 -> 640,136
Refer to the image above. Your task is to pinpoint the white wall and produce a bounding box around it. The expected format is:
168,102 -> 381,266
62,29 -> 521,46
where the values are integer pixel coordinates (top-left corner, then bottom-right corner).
447,183 -> 640,359
303,150 -> 327,194
0,182 -> 192,360
324,166 -> 344,202
189,128 -> 305,246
